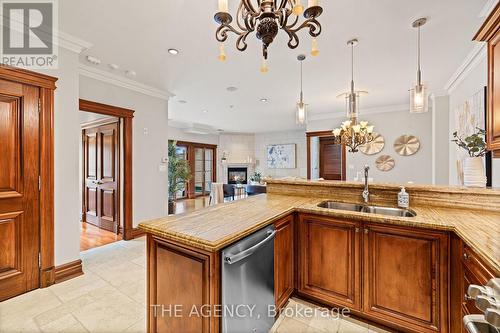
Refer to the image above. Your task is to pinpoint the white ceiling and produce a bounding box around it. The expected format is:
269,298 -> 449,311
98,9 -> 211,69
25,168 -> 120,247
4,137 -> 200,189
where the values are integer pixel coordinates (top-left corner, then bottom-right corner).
60,0 -> 489,133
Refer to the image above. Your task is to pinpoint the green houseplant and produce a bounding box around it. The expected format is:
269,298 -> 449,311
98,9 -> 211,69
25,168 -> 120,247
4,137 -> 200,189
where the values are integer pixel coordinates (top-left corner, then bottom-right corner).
168,141 -> 191,214
451,128 -> 487,187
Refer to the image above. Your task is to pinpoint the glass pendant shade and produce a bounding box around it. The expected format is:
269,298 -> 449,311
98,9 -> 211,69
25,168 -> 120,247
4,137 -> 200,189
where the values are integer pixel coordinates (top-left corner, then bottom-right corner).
410,83 -> 428,113
296,101 -> 307,125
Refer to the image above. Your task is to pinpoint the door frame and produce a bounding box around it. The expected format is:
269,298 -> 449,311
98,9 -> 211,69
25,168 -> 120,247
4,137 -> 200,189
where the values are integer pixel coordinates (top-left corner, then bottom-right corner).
81,118 -> 121,234
306,131 -> 346,180
79,99 -> 135,240
0,66 -> 57,287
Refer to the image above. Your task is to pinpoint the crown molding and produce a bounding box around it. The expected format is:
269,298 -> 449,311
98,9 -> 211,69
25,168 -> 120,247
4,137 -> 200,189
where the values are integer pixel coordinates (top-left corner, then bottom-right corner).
308,104 -> 409,122
79,64 -> 173,100
479,0 -> 499,18
57,31 -> 92,54
444,43 -> 487,94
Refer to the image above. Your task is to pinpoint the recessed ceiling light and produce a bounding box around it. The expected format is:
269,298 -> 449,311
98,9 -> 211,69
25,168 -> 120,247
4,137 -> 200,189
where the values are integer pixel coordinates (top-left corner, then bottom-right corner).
108,63 -> 119,70
227,86 -> 238,92
178,100 -> 187,104
202,110 -> 208,113
260,98 -> 268,103
168,48 -> 179,55
125,70 -> 136,77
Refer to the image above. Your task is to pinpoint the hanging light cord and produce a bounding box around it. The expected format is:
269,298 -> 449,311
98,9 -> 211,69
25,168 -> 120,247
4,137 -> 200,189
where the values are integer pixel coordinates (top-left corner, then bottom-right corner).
417,24 -> 422,85
350,41 -> 355,94
299,59 -> 304,102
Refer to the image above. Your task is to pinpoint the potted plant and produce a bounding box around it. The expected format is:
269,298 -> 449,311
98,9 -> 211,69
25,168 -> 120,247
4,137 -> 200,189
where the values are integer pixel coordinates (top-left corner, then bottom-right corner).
168,141 -> 192,214
249,171 -> 262,185
451,128 -> 487,187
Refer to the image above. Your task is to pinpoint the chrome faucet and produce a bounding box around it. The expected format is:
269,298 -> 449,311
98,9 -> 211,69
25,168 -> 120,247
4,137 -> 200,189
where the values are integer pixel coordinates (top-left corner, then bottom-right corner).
362,165 -> 370,203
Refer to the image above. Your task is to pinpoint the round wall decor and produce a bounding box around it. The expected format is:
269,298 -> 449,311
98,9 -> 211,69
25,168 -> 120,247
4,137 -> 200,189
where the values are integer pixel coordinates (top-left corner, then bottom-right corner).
359,133 -> 385,155
375,155 -> 395,172
394,135 -> 420,156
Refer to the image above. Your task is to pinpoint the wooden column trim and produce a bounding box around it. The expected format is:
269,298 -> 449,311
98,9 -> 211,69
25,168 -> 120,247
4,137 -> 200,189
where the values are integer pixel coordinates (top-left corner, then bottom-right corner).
40,87 -> 56,287
78,99 -> 135,241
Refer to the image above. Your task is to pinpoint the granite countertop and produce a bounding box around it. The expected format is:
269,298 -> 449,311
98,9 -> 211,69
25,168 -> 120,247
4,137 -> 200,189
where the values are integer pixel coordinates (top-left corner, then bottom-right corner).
139,193 -> 500,274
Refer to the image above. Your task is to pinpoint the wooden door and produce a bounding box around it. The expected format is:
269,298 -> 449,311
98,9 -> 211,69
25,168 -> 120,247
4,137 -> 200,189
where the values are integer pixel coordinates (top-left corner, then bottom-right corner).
363,224 -> 448,333
319,138 -> 345,180
0,80 -> 40,301
274,215 -> 294,310
83,122 -> 120,233
298,214 -> 361,310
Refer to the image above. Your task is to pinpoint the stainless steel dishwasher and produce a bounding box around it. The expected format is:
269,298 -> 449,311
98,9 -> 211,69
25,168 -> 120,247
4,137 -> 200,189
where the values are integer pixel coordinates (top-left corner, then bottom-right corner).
221,225 -> 276,333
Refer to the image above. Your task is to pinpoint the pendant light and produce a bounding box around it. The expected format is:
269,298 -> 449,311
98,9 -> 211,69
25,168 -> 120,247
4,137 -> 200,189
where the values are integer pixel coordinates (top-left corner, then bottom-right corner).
410,18 -> 428,113
296,54 -> 307,125
332,39 -> 374,153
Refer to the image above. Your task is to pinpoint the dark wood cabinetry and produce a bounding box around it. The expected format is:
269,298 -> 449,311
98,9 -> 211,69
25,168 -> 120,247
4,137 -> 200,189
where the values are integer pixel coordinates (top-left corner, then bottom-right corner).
475,3 -> 500,152
274,215 -> 295,310
363,224 -> 449,333
297,214 -> 361,310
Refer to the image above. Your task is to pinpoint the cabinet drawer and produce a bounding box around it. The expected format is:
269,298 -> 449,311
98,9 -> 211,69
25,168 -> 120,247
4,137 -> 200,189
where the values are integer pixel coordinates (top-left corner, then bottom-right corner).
462,245 -> 496,284
462,266 -> 483,315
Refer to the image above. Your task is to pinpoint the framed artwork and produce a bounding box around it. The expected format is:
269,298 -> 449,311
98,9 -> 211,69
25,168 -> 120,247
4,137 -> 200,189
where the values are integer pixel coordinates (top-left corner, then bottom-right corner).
267,143 -> 296,169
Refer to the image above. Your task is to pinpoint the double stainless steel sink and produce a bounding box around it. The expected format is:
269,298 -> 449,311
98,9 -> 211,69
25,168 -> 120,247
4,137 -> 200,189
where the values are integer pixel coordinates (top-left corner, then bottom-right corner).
317,201 -> 417,218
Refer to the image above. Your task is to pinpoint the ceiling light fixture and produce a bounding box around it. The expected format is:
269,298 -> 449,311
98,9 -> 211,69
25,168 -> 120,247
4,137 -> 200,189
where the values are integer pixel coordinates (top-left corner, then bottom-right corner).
296,54 -> 307,125
178,100 -> 188,104
410,17 -> 428,113
214,0 -> 323,70
332,39 -> 374,153
108,63 -> 119,70
168,48 -> 179,55
125,70 -> 136,77
203,110 -> 208,113
226,86 -> 238,92
260,98 -> 268,103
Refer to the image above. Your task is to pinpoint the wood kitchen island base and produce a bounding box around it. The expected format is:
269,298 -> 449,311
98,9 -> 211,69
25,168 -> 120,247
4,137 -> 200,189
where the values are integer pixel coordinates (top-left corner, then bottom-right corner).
140,180 -> 500,333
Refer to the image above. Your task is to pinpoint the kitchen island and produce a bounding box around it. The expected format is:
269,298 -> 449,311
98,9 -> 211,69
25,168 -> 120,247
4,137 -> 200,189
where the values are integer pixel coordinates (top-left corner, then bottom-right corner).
139,180 -> 500,333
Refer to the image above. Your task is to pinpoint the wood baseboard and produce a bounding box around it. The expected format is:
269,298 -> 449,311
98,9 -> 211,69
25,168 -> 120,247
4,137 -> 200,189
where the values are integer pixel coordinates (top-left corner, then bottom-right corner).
132,227 -> 145,238
55,259 -> 83,283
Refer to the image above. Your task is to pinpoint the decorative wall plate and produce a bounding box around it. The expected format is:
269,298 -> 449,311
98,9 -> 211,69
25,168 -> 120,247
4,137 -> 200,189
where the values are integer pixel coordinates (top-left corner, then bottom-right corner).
359,133 -> 385,155
394,135 -> 420,156
375,155 -> 395,172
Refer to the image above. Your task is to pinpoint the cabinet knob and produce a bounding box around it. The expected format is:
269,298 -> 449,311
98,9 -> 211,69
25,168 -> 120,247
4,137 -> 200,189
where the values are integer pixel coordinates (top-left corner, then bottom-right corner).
464,294 -> 473,301
355,227 -> 360,233
364,229 -> 369,234
463,252 -> 469,260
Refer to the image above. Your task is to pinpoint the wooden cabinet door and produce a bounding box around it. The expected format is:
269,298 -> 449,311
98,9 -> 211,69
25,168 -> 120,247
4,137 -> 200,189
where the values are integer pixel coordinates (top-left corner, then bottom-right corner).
83,122 -> 119,233
298,214 -> 361,310
0,80 -> 40,301
274,215 -> 294,310
487,28 -> 500,151
363,224 -> 448,333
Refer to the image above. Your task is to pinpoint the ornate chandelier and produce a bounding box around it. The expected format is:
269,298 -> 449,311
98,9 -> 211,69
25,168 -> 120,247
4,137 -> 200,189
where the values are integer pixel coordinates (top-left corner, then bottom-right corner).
332,39 -> 374,153
214,0 -> 323,69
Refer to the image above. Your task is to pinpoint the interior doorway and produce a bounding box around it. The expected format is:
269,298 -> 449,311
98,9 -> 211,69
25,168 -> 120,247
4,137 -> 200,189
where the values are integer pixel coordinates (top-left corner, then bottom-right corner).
80,115 -> 121,251
78,99 -> 135,249
307,131 -> 346,180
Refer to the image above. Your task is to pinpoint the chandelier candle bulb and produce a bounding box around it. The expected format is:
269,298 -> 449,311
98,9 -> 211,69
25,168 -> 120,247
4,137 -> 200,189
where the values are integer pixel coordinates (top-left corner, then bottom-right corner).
292,0 -> 304,15
260,58 -> 269,73
311,38 -> 320,56
218,43 -> 227,61
218,0 -> 228,13
308,0 -> 318,8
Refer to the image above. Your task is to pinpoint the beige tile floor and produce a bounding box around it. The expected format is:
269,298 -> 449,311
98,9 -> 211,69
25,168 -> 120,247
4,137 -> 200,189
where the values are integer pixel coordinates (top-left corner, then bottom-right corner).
0,237 -> 389,333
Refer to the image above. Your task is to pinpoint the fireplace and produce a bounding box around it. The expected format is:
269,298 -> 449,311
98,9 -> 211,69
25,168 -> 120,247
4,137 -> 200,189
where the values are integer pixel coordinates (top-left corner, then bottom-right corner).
228,167 -> 248,184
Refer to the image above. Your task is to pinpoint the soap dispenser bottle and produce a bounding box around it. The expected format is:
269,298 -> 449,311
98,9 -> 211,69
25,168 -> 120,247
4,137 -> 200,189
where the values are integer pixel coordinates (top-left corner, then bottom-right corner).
398,186 -> 409,208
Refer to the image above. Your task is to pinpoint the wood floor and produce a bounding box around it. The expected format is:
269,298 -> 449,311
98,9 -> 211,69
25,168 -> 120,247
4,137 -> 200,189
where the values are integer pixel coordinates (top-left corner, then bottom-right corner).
80,222 -> 120,252
174,196 -> 211,214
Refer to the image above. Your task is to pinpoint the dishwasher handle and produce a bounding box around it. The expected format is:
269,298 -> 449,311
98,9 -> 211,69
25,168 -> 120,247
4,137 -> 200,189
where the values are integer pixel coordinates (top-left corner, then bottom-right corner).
224,230 -> 276,265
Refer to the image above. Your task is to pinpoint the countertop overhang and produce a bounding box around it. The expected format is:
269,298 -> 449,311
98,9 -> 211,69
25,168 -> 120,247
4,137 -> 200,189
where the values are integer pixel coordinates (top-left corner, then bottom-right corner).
139,192 -> 500,275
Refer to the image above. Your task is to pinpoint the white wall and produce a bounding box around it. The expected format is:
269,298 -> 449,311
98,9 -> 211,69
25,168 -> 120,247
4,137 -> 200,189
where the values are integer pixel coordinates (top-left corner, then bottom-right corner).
433,96 -> 450,185
79,76 -> 170,226
308,110 -> 433,184
448,56 -> 500,187
39,48 -> 81,266
254,130 -> 307,179
168,126 -> 219,145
